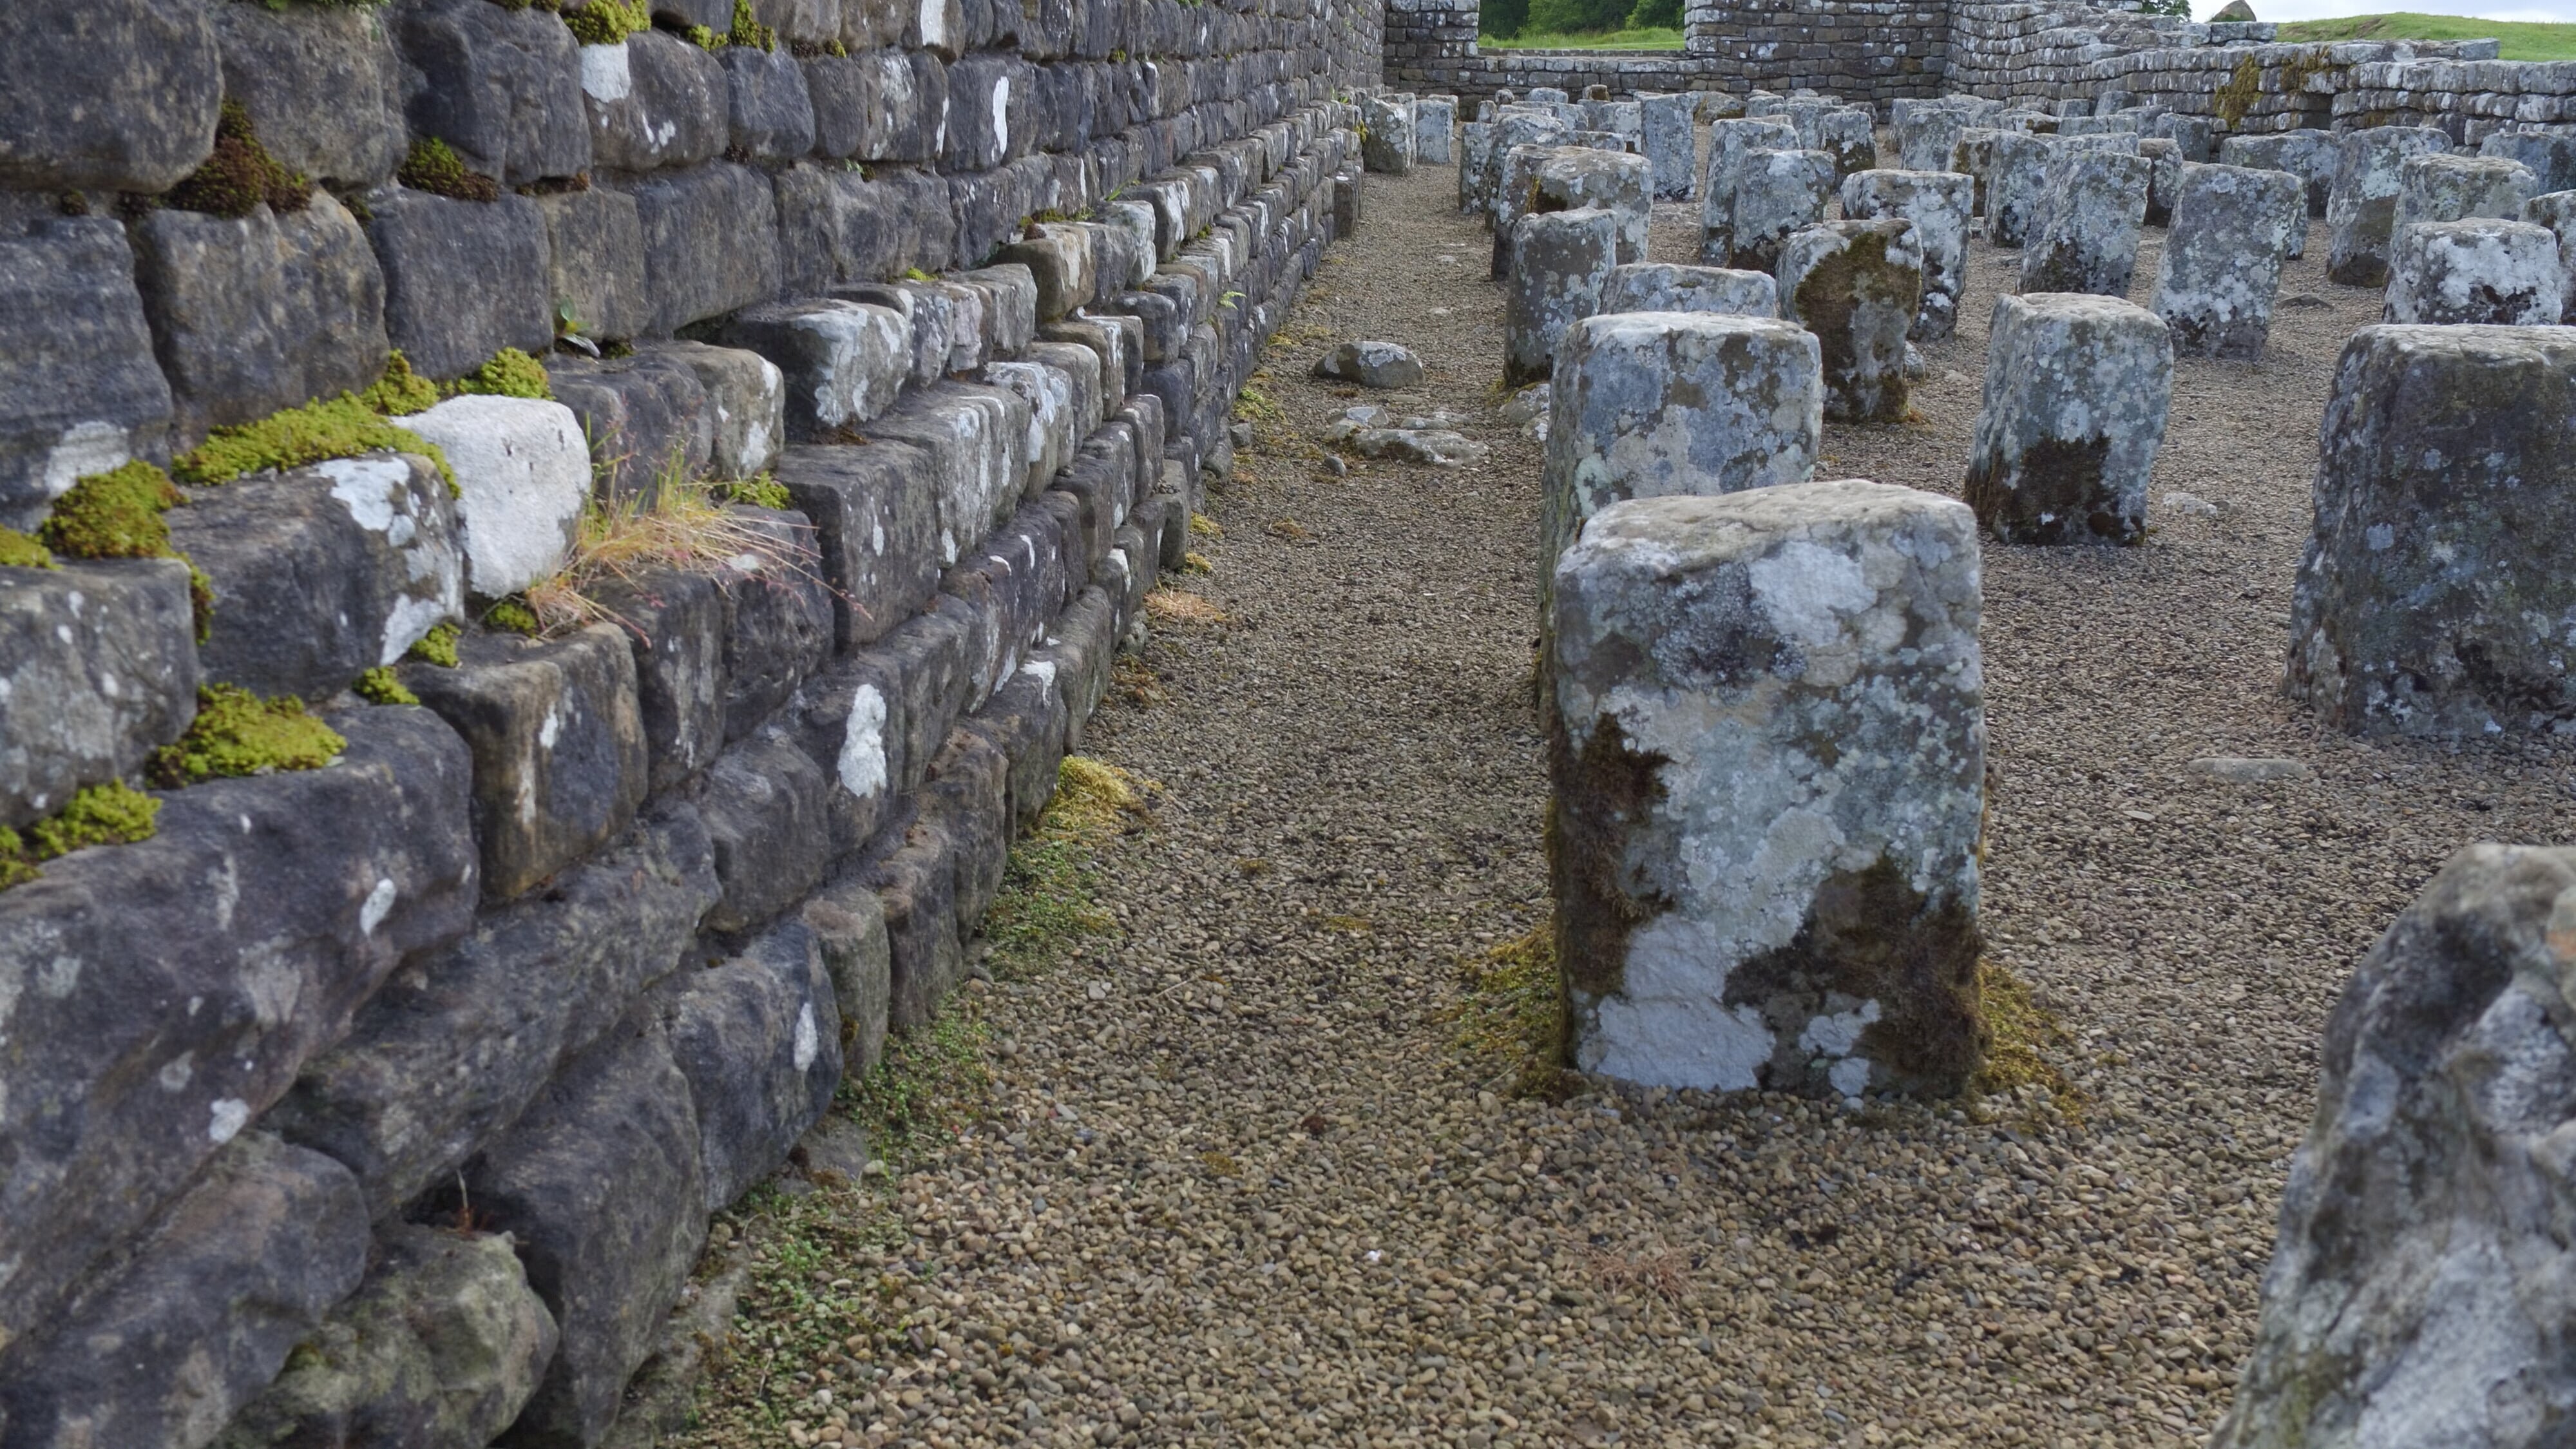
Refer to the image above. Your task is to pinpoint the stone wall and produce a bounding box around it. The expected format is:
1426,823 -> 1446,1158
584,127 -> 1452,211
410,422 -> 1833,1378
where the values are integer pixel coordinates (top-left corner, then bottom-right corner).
0,0 -> 1373,1444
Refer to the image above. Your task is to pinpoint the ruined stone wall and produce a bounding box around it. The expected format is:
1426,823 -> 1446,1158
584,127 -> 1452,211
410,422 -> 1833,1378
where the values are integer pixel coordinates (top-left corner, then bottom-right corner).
0,0 -> 1373,1444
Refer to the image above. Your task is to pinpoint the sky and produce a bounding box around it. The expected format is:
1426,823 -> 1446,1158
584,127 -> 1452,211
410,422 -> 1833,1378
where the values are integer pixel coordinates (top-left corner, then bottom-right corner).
2197,0 -> 2576,19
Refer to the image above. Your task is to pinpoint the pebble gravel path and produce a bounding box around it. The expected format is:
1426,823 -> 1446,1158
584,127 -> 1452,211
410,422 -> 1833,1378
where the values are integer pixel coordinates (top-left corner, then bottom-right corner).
687,155 -> 2576,1449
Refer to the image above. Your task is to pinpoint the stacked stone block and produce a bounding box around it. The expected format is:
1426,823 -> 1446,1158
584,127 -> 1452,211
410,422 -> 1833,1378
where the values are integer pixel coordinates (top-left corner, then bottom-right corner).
1842,169 -> 1972,340
2021,147 -> 2151,296
2327,125 -> 2454,287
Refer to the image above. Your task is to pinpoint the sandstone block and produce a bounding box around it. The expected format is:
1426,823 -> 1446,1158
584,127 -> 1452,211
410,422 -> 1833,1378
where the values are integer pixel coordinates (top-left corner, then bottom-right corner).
866,383 -> 1031,565
1840,169 -> 1970,341
1638,93 -> 1696,200
0,559 -> 200,829
2021,148 -> 2150,297
2482,129 -> 2576,195
1964,293 -> 2171,546
543,352 -> 712,504
581,30 -> 729,172
1478,112 -> 1573,228
534,186 -> 651,343
1599,262 -> 1777,318
772,439 -> 944,649
2220,128 -> 2336,217
2392,152 -> 2539,236
2384,219 -> 2562,325
1505,206 -> 1621,387
627,162 -> 783,336
661,922 -> 843,1211
713,506 -> 832,739
1361,93 -> 1416,175
803,879 -> 892,1077
715,299 -> 910,441
1416,95 -> 1458,166
367,189 -> 553,383
212,0 -> 405,187
402,395 -> 591,599
394,0 -> 591,185
1897,107 -> 1965,175
1697,118 -> 1801,264
1779,218 -> 1922,426
1812,106 -> 1879,184
1721,149 -> 1837,273
2327,124 -> 2453,287
0,220 -> 177,530
2151,162 -> 2305,359
1986,130 -> 2056,248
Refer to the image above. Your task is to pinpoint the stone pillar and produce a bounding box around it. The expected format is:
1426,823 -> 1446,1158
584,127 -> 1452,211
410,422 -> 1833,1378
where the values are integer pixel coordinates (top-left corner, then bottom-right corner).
2139,137 -> 2182,226
2326,124 -> 2452,287
1458,122 -> 1492,213
2392,152 -> 2539,236
1717,148 -> 1835,273
1842,169 -> 1972,341
1698,117 -> 1802,263
2481,129 -> 2576,193
2151,162 -> 2305,360
2020,148 -> 2150,297
2220,129 -> 2336,217
1599,262 -> 1778,318
2383,218 -> 2562,325
2213,842 -> 2576,1449
1360,93 -> 1417,175
1415,96 -> 1458,166
1639,93 -> 1698,201
1779,219 -> 1922,425
2287,325 -> 2576,734
2148,111 -> 2213,163
1476,111 -> 1572,231
1533,146 -> 1654,266
1814,107 -> 1880,184
1950,128 -> 2000,216
1963,293 -> 2173,545
1987,130 -> 2056,248
1540,310 -> 1823,579
1504,207 -> 1619,387
1547,480 -> 1986,1099
1898,108 -> 1967,174
2523,190 -> 2576,323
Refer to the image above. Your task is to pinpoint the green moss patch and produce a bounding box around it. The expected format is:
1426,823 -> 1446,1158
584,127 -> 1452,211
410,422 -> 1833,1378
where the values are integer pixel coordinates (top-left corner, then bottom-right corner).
405,620 -> 461,668
717,475 -> 792,510
165,101 -> 309,219
1970,959 -> 2087,1118
448,347 -> 553,400
397,137 -> 500,204
483,597 -> 542,636
1452,923 -> 1577,1099
351,666 -> 419,705
0,782 -> 164,890
0,526 -> 55,570
38,461 -> 184,560
176,395 -> 454,494
562,0 -> 650,43
359,351 -> 440,416
149,685 -> 347,787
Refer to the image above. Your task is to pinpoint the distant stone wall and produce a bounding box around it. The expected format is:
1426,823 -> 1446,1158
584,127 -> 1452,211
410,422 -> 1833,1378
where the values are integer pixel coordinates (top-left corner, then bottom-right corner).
0,0 -> 1372,1445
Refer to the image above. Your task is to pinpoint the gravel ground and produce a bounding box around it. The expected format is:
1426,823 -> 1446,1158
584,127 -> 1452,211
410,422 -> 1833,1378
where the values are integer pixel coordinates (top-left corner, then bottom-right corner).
687,154 -> 2576,1449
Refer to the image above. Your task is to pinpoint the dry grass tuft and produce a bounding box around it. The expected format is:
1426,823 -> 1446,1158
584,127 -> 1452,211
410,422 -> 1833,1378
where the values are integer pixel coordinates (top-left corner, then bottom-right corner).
1578,1239 -> 1693,1304
1049,756 -> 1149,837
1266,517 -> 1313,542
1145,588 -> 1230,627
1453,923 -> 1576,1099
524,477 -> 814,637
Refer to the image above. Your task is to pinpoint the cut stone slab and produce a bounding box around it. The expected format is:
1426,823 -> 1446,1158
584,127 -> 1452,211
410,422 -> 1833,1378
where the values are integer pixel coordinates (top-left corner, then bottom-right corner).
625,162 -> 782,336
1360,93 -> 1416,175
0,0 -> 222,194
2212,844 -> 2576,1449
542,350 -> 712,505
1638,93 -> 1696,200
2287,324 -> 2576,735
803,879 -> 893,1078
0,218 -> 177,532
212,0 -> 405,187
1478,112 -> 1574,229
534,185 -> 651,344
2383,218 -> 2562,325
1505,206 -> 1621,387
392,0 -> 591,185
401,395 -> 591,599
1840,169 -> 1971,342
580,29 -> 728,173
1778,218 -> 1923,425
2021,148 -> 2151,297
2482,129 -> 2576,195
1415,95 -> 1458,166
1986,130 -> 2057,249
649,340 -> 785,478
1717,148 -> 1835,273
1949,128 -> 1999,217
1811,106 -> 1879,184
1964,293 -> 2173,546
660,921 -> 844,1211
1897,108 -> 1966,175
0,557 -> 200,829
1697,118 -> 1802,265
1529,146 -> 1655,267
1312,340 -> 1424,389
772,438 -> 944,650
1540,310 -> 1823,584
1549,480 -> 1987,1099
718,42 -> 816,162
712,507 -> 833,741
366,189 -> 553,384
2327,125 -> 2454,287
1599,262 -> 1777,318
171,453 -> 463,702
2220,129 -> 2338,218
2390,151 -> 2538,236
2151,162 -> 2306,360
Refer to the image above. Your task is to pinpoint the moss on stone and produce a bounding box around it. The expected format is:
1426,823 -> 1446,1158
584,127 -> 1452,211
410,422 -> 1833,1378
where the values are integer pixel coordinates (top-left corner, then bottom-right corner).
176,395 -> 455,495
2213,52 -> 2264,127
164,100 -> 310,219
39,461 -> 184,560
562,0 -> 650,43
0,526 -> 55,570
397,137 -> 500,204
448,347 -> 553,401
484,597 -> 542,636
718,475 -> 792,510
351,666 -> 419,705
359,351 -> 440,416
26,781 -> 162,858
405,620 -> 462,667
727,0 -> 776,48
149,684 -> 347,787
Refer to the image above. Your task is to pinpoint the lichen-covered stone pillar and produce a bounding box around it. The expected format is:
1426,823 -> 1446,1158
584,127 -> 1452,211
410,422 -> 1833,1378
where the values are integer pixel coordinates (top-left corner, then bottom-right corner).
1540,310 -> 1823,578
1599,262 -> 1778,318
1987,130 -> 2059,249
2220,130 -> 2337,220
1638,93 -> 1698,201
1898,108 -> 1967,174
1841,169 -> 1972,341
2383,219 -> 2563,325
1963,294 -> 2173,546
1547,480 -> 1987,1099
2287,325 -> 2576,735
2524,190 -> 2576,323
2326,125 -> 2452,287
1717,149 -> 1835,273
1950,128 -> 2000,217
2151,162 -> 2305,359
1699,118 -> 1802,264
2390,152 -> 2537,235
1778,219 -> 1923,425
2020,148 -> 2150,297
2213,842 -> 2576,1449
1360,93 -> 1417,175
1476,111 -> 1571,238
1504,206 -> 1620,386
1414,95 -> 1458,165
1458,121 -> 1492,213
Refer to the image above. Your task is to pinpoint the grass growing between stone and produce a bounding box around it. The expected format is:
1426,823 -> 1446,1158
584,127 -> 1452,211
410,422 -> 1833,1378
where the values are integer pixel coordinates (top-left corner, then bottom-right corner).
1453,921 -> 1579,1099
0,782 -> 162,891
980,758 -> 1147,978
1970,959 -> 2089,1120
521,474 -> 816,636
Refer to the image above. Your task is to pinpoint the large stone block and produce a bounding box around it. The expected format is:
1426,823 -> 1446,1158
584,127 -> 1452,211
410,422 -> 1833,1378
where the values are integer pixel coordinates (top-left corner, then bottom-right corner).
1948,128 -> 1999,218
1985,130 -> 2056,249
714,298 -> 909,442
2151,162 -> 2305,360
394,0 -> 590,185
652,341 -> 785,478
1476,111 -> 1572,226
2021,148 -> 2150,298
1717,148 -> 1835,274
367,189 -> 553,384
714,507 -> 834,740
1540,311 -> 1822,584
0,219 -> 177,531
534,186 -> 651,344
2220,129 -> 2338,218
627,162 -> 783,336
544,350 -> 713,504
995,224 -> 1096,321
696,732 -> 831,936
207,1223 -> 558,1449
0,558 -> 200,829
1839,169 -> 1969,342
1635,93 -> 1693,201
720,43 -> 818,162
1505,206 -> 1620,387
1525,146 -> 1653,267
2383,218 -> 2562,326
401,395 -> 590,599
1548,480 -> 1986,1099
0,708 -> 477,1354
1811,106 -> 1878,184
2524,189 -> 2576,324
2327,125 -> 2453,287
580,30 -> 729,173
1415,95 -> 1458,166
1779,218 -> 1922,425
1360,93 -> 1415,175
1896,107 -> 1965,175
269,805 -> 714,1216
0,1133 -> 369,1449
1598,262 -> 1777,318
2392,152 -> 2538,236
405,624 -> 649,900
660,921 -> 843,1211
772,439 -> 942,648
2482,128 -> 2576,195
865,383 -> 1029,565
0,0 -> 221,194
2287,325 -> 2576,735
212,0 -> 406,187
1963,293 -> 2172,546
1697,118 -> 1801,265
171,453 -> 462,702
803,880 -> 892,1077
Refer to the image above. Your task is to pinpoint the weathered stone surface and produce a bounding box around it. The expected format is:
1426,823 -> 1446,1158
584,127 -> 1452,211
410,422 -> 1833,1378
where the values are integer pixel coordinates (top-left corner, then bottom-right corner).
0,218 -> 177,531
1312,340 -> 1424,389
997,224 -> 1094,321
580,30 -> 729,173
1541,311 -> 1822,584
406,624 -> 649,901
1778,218 -> 1921,427
627,162 -> 783,336
2524,190 -> 2576,324
1717,148 -> 1835,273
1949,128 -> 1999,217
2213,843 -> 2576,1449
1964,293 -> 2173,546
1415,95 -> 1458,166
1505,206 -> 1620,387
2288,325 -> 2576,736
0,708 -> 477,1355
803,879 -> 892,1077
865,383 -> 1029,566
172,453 -> 462,702
394,0 -> 591,185
719,43 -> 817,162
1811,106 -> 1878,184
2021,147 -> 2150,298
367,189 -> 553,383
208,1222 -> 558,1449
1637,93 -> 1694,200
2482,129 -> 2576,195
1478,112 -> 1574,229
544,350 -> 712,504
773,438 -> 944,649
1548,480 -> 1986,1099
580,567 -> 723,791
401,395 -> 591,599
714,506 -> 833,740
2384,218 -> 2562,326
2392,152 -> 2539,236
1986,130 -> 2057,249
861,798 -> 966,1029
651,341 -> 785,479
213,0 -> 406,187
1361,93 -> 1415,175
2220,128 -> 2338,218
0,1133 -> 369,1449
2151,162 -> 2305,360
534,186 -> 651,343
696,731 -> 831,936
0,558 -> 200,829
0,0 -> 221,194
1696,119 -> 1802,264
1897,107 -> 1965,175
2328,125 -> 2454,287
2140,136 -> 2183,227
1599,262 -> 1777,318
662,921 -> 843,1210
1840,169 -> 1970,342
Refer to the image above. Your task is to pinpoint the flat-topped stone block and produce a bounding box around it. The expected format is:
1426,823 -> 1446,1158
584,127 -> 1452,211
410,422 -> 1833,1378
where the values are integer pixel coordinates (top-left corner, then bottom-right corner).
2384,218 -> 2562,325
1698,118 -> 1801,264
1779,218 -> 1923,425
2152,162 -> 2306,359
1505,206 -> 1619,387
1599,262 -> 1777,318
2327,125 -> 2453,287
401,395 -> 590,599
1717,148 -> 1835,274
1841,169 -> 1971,342
1965,293 -> 2173,546
2022,148 -> 2151,298
2392,152 -> 2539,236
2524,189 -> 2576,323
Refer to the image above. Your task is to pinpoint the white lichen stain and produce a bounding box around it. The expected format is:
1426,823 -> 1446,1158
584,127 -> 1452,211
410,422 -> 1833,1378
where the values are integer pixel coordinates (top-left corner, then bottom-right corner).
359,877 -> 398,936
794,1001 -> 819,1072
838,683 -> 889,800
207,1097 -> 250,1144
